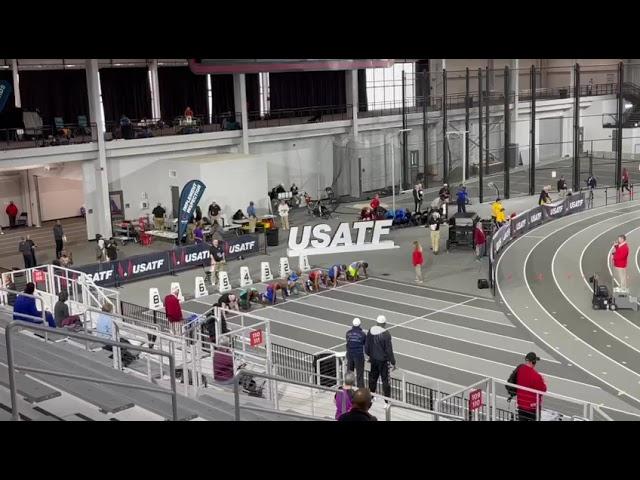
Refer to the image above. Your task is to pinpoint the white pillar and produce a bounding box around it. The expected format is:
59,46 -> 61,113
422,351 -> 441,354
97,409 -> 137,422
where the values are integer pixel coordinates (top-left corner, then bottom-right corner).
233,73 -> 249,154
487,59 -> 495,93
27,170 -> 41,228
85,59 -> 112,238
11,59 -> 20,108
346,70 -> 359,140
149,60 -> 161,120
259,72 -> 270,118
512,59 -> 519,141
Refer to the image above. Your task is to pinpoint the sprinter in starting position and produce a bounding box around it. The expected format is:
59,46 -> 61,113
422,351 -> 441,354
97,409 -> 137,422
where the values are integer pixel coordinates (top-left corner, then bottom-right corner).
327,264 -> 347,288
307,269 -> 328,292
260,282 -> 289,305
287,269 -> 304,295
346,261 -> 368,281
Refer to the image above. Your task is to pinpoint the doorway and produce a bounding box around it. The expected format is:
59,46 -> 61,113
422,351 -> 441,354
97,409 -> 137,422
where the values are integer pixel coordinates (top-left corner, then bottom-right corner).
171,186 -> 180,219
109,191 -> 125,222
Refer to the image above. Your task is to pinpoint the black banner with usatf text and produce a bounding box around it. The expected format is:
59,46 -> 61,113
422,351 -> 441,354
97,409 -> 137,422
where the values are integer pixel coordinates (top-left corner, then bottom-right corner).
116,252 -> 171,283
170,243 -> 210,273
74,261 -> 118,287
224,233 -> 261,261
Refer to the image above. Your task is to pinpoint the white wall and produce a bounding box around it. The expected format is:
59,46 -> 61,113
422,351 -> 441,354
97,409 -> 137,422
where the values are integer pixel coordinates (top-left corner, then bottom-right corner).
36,177 -> 84,221
251,136 -> 334,198
107,154 -> 271,222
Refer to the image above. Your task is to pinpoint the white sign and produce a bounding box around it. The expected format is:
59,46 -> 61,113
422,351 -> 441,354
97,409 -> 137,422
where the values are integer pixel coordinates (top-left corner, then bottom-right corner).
218,271 -> 232,293
170,282 -> 185,302
279,257 -> 291,279
287,219 -> 398,257
240,266 -> 253,287
261,262 -> 273,282
299,255 -> 311,272
194,276 -> 209,298
149,288 -> 162,310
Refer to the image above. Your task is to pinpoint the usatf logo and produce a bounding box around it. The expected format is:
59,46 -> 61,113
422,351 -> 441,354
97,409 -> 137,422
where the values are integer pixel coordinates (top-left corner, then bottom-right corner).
568,199 -> 584,210
83,270 -> 114,283
549,205 -> 564,216
118,259 -> 165,278
515,219 -> 527,231
228,241 -> 256,253
530,212 -> 542,223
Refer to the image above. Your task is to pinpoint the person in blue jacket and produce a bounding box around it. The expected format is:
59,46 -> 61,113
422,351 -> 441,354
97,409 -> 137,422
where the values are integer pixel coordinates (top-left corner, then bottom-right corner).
327,264 -> 346,288
345,318 -> 367,388
456,185 -> 469,214
13,282 -> 56,328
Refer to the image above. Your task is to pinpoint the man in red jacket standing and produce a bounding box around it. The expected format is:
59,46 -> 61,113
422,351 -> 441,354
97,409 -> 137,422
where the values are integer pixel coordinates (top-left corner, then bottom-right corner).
612,234 -> 629,290
6,201 -> 18,228
164,287 -> 184,336
507,352 -> 547,421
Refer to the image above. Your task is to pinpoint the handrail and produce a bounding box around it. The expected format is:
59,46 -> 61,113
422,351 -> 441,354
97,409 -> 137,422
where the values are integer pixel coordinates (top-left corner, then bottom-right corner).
4,320 -> 179,421
0,287 -> 46,324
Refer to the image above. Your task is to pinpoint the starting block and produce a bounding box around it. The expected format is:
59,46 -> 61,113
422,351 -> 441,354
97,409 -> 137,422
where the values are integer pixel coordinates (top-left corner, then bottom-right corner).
149,288 -> 162,310
261,262 -> 273,282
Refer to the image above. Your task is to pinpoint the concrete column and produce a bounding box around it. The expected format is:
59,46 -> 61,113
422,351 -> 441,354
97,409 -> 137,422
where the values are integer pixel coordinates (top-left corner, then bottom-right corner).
233,73 -> 249,154
487,59 -> 495,92
429,59 -> 445,97
345,70 -> 359,140
85,59 -> 112,238
259,72 -> 270,117
11,60 -> 21,108
149,60 -> 161,120
512,59 -> 519,141
26,170 -> 41,228
540,59 -> 549,89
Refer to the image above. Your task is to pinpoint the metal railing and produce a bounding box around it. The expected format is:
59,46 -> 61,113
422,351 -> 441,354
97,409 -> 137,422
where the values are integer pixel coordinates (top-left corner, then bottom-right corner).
247,104 -> 351,129
0,122 -> 98,151
4,318 -> 179,421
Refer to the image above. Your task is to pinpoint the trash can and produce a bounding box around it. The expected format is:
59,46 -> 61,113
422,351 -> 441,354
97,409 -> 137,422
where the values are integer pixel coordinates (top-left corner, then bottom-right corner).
266,228 -> 279,247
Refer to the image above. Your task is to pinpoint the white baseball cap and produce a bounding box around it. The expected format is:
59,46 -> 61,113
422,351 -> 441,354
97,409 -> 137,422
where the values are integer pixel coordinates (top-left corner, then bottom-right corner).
352,318 -> 361,327
376,315 -> 387,325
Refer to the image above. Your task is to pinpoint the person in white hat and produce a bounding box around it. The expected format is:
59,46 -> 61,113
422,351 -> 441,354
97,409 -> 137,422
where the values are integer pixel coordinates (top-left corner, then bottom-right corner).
345,317 -> 366,388
365,315 -> 396,401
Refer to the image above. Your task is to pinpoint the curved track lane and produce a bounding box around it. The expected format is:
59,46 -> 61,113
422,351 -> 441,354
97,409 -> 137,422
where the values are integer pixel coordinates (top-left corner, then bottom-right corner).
497,201 -> 640,416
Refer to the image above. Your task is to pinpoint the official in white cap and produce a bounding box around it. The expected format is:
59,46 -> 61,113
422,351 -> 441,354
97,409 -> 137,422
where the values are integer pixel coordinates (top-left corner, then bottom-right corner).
365,313 -> 396,401
345,317 -> 366,388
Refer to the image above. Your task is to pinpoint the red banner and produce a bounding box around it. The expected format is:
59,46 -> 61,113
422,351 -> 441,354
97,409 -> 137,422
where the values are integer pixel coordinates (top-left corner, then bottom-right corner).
250,330 -> 263,347
468,389 -> 483,411
33,270 -> 46,283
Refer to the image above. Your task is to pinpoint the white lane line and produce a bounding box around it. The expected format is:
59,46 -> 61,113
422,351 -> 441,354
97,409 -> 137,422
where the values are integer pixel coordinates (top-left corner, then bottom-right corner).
364,276 -> 496,303
320,287 -> 512,327
497,206 -> 640,404
292,295 -> 560,364
636,245 -> 640,278
346,281 -> 505,316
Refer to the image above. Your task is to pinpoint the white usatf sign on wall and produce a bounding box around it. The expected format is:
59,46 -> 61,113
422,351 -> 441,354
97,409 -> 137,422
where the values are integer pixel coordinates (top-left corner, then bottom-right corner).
287,219 -> 398,257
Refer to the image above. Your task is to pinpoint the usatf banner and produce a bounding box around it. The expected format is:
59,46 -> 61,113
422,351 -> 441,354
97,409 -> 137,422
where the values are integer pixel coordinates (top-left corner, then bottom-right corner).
116,252 -> 170,283
0,80 -> 12,114
225,233 -> 261,261
74,261 -> 118,287
170,243 -> 210,272
177,180 -> 206,243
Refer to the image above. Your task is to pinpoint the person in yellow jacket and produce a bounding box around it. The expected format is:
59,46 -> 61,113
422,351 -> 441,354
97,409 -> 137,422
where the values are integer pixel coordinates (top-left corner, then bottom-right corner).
491,198 -> 506,226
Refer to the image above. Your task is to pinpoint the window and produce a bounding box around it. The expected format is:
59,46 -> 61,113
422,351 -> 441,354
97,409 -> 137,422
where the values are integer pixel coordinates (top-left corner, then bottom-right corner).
410,150 -> 419,167
365,61 -> 415,111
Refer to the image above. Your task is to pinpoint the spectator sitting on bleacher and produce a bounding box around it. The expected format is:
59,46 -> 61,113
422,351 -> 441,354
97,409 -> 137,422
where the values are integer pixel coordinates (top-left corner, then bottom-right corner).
13,282 -> 55,328
54,290 -> 82,329
96,302 -> 137,367
213,336 -> 234,384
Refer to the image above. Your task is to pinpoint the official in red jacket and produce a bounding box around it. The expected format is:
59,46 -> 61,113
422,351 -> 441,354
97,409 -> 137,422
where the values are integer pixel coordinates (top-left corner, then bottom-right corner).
507,352 -> 547,421
6,201 -> 18,228
612,235 -> 629,290
164,288 -> 184,336
412,241 -> 424,283
473,223 -> 486,261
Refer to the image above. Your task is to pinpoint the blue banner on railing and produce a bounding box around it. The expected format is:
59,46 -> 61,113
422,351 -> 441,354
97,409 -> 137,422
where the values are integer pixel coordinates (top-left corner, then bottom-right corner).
177,180 -> 206,243
0,80 -> 12,114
